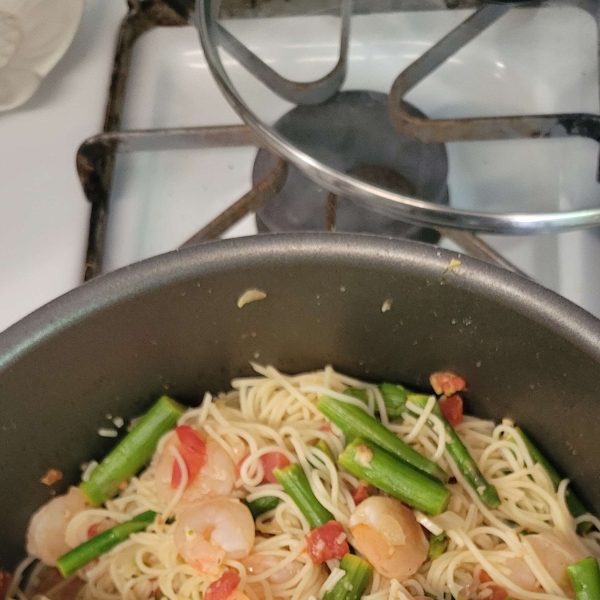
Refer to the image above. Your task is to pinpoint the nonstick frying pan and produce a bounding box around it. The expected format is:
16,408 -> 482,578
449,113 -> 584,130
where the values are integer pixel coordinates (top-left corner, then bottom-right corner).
1,233 -> 599,571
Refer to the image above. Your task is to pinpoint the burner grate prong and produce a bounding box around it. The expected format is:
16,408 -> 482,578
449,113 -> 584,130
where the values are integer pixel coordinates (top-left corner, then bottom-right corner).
215,0 -> 352,105
389,3 -> 600,148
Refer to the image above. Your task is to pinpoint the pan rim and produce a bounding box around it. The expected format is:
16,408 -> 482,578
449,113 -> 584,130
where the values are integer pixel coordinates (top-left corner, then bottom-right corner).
1,233 -> 599,372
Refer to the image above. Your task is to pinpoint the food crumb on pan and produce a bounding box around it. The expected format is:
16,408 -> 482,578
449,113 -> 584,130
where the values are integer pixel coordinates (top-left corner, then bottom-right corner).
112,416 -> 124,428
340,285 -> 346,292
381,298 -> 393,313
98,427 -> 118,438
445,258 -> 462,273
237,289 -> 267,308
40,468 -> 63,486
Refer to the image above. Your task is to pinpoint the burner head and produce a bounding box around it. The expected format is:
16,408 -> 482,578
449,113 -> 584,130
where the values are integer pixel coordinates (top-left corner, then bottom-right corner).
253,90 -> 449,240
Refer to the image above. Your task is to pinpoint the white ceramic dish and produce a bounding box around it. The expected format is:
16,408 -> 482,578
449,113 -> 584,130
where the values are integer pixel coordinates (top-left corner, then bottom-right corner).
0,0 -> 83,111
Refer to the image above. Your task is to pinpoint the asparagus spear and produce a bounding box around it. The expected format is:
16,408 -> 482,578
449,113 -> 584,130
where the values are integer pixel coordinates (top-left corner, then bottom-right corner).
318,396 -> 448,483
339,438 -> 450,515
378,383 -> 411,418
243,496 -> 281,519
57,511 -> 156,576
80,396 -> 185,505
516,427 -> 591,532
427,532 -> 449,560
314,439 -> 336,465
274,464 -> 333,528
323,554 -> 373,600
346,383 -> 415,419
344,388 -> 369,403
567,557 -> 600,600
408,394 -> 500,509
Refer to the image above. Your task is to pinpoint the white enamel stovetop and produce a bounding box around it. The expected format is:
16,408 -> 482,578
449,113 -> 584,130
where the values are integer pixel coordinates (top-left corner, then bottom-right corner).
0,0 -> 599,334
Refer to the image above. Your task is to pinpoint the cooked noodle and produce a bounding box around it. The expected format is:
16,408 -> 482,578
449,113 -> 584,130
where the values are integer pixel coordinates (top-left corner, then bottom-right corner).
10,365 -> 600,600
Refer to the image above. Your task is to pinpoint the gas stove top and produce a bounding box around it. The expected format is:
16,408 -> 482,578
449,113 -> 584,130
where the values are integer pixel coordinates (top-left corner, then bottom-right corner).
1,0 -> 599,333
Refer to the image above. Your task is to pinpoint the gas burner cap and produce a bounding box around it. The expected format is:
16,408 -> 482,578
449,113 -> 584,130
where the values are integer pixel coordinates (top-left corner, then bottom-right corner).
253,91 -> 449,240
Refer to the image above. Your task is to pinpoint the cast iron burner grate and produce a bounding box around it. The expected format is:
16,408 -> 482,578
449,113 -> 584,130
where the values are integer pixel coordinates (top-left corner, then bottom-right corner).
76,0 -> 542,281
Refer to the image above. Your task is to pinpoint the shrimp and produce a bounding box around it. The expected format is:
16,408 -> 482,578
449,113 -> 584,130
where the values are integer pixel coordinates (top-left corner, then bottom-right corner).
243,553 -> 304,585
26,487 -> 88,566
500,557 -> 538,592
243,550 -> 321,600
349,496 -> 428,581
501,532 -> 588,596
174,498 -> 255,574
155,431 -> 236,510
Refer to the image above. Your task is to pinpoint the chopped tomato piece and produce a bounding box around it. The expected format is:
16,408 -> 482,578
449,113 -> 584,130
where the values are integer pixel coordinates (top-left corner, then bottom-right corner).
319,423 -> 332,433
87,522 -> 101,538
430,371 -> 466,397
260,452 -> 291,484
351,481 -> 373,505
486,585 -> 508,600
40,468 -> 63,486
305,521 -> 349,563
478,570 -> 508,600
479,570 -> 492,583
440,394 -> 464,427
0,570 -> 12,600
176,426 -> 207,478
171,425 -> 207,489
205,569 -> 241,600
352,485 -> 369,505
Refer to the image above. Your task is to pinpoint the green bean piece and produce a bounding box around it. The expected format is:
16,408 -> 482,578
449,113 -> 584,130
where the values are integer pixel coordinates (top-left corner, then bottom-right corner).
322,554 -> 373,600
57,511 -> 156,577
274,464 -> 333,529
318,396 -> 448,483
339,438 -> 450,515
567,557 -> 600,600
408,394 -> 500,509
80,396 -> 185,505
427,532 -> 449,561
516,427 -> 591,533
243,496 -> 281,519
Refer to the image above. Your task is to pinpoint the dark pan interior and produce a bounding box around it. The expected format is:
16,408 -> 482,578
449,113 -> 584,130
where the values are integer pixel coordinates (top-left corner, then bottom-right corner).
1,233 -> 600,570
